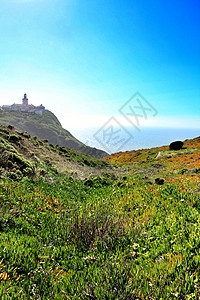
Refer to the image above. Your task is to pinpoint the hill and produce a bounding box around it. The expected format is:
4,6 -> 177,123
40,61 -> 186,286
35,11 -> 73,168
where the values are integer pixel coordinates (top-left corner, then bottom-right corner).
103,136 -> 200,178
0,132 -> 199,299
0,123 -> 114,181
0,110 -> 108,159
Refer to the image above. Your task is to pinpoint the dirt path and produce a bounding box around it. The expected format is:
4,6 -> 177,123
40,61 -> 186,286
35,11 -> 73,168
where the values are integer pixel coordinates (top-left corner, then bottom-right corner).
155,151 -> 161,159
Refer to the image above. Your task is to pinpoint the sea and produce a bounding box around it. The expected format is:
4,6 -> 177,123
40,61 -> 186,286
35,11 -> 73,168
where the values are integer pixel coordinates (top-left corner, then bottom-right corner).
72,127 -> 200,155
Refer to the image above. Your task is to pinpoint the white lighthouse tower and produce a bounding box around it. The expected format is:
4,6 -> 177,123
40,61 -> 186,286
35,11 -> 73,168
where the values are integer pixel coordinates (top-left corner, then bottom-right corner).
22,93 -> 28,105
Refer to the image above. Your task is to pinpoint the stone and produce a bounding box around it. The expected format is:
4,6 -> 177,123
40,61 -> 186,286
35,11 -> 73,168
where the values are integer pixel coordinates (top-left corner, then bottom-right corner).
84,179 -> 93,187
155,178 -> 165,185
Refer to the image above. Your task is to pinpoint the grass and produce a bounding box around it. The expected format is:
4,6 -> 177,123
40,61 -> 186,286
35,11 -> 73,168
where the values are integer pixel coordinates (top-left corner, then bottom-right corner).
0,175 -> 199,299
0,127 -> 199,299
0,124 -> 112,180
0,110 -> 107,158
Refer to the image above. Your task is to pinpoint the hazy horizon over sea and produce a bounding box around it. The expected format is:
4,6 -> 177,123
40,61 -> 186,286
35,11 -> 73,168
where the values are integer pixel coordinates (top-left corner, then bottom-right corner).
72,127 -> 200,154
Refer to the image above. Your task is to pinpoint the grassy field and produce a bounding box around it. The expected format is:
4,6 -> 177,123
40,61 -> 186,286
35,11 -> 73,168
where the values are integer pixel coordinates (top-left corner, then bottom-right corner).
0,127 -> 199,299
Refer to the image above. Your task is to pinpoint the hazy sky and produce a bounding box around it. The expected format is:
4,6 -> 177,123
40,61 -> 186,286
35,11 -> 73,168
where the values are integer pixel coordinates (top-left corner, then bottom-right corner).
0,0 -> 200,132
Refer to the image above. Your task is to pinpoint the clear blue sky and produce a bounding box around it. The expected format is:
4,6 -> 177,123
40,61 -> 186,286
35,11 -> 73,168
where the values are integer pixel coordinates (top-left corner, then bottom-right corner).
0,0 -> 200,131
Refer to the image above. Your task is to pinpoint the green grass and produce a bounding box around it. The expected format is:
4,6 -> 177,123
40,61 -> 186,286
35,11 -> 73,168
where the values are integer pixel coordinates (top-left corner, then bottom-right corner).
0,111 -> 107,158
0,174 -> 199,299
0,124 -> 112,180
0,126 -> 199,299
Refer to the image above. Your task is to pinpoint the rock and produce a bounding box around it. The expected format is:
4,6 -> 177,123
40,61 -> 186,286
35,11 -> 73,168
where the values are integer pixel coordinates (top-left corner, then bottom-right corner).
146,181 -> 153,185
84,179 -> 93,187
169,141 -> 183,150
155,178 -> 165,185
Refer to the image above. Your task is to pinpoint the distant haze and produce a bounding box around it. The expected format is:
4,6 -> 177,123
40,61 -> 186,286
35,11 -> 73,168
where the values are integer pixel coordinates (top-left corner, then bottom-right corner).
72,127 -> 200,154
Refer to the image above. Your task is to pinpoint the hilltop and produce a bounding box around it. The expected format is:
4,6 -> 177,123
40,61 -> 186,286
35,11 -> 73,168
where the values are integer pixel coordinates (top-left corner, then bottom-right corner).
0,109 -> 108,159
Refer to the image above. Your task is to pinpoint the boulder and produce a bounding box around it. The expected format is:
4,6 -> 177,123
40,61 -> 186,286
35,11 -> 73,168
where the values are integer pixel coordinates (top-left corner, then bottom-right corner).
169,141 -> 183,150
155,178 -> 165,185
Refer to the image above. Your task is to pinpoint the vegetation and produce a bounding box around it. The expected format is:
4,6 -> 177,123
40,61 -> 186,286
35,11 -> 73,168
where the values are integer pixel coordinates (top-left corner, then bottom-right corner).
0,110 -> 108,158
0,125 -> 199,299
0,124 -> 111,181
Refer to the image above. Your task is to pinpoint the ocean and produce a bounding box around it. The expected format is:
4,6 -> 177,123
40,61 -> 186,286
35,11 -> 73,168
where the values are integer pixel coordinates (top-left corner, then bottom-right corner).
72,127 -> 200,154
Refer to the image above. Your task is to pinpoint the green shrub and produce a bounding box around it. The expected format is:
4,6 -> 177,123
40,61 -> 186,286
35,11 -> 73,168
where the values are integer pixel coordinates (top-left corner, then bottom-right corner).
7,171 -> 19,181
21,132 -> 31,138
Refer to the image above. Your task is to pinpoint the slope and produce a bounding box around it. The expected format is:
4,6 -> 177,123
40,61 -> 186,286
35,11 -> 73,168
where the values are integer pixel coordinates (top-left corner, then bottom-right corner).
0,123 -> 113,181
103,136 -> 200,181
0,110 -> 108,159
0,132 -> 199,299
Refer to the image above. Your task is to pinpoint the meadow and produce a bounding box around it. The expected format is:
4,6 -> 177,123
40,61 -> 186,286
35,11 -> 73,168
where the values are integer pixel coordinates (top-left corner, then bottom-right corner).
0,128 -> 200,299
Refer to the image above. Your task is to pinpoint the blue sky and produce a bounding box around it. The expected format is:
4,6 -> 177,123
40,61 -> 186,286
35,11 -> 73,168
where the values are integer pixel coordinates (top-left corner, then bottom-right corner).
0,0 -> 200,133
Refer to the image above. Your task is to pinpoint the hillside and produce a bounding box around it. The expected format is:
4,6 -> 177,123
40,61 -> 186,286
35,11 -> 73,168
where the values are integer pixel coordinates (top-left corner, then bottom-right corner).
103,136 -> 200,179
0,132 -> 199,299
0,110 -> 108,159
0,123 -> 114,181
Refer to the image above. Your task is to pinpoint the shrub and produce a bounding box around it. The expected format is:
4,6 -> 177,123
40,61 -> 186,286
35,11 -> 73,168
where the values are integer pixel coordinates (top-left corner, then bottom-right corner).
7,171 -> 19,181
0,148 -> 35,177
44,156 -> 52,166
21,132 -> 31,139
69,211 -> 130,252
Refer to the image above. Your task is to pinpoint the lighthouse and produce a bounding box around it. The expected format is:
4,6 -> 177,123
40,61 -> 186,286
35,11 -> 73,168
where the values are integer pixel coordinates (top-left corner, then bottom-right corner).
22,93 -> 28,105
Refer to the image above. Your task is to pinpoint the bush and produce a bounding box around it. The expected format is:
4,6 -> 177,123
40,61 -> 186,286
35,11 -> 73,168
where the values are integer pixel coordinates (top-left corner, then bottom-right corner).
0,147 -> 35,178
69,211 -> 130,252
21,132 -> 31,139
7,171 -> 19,181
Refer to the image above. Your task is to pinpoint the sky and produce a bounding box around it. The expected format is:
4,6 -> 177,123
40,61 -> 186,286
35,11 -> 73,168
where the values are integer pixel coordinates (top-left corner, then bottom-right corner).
0,0 -> 200,136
